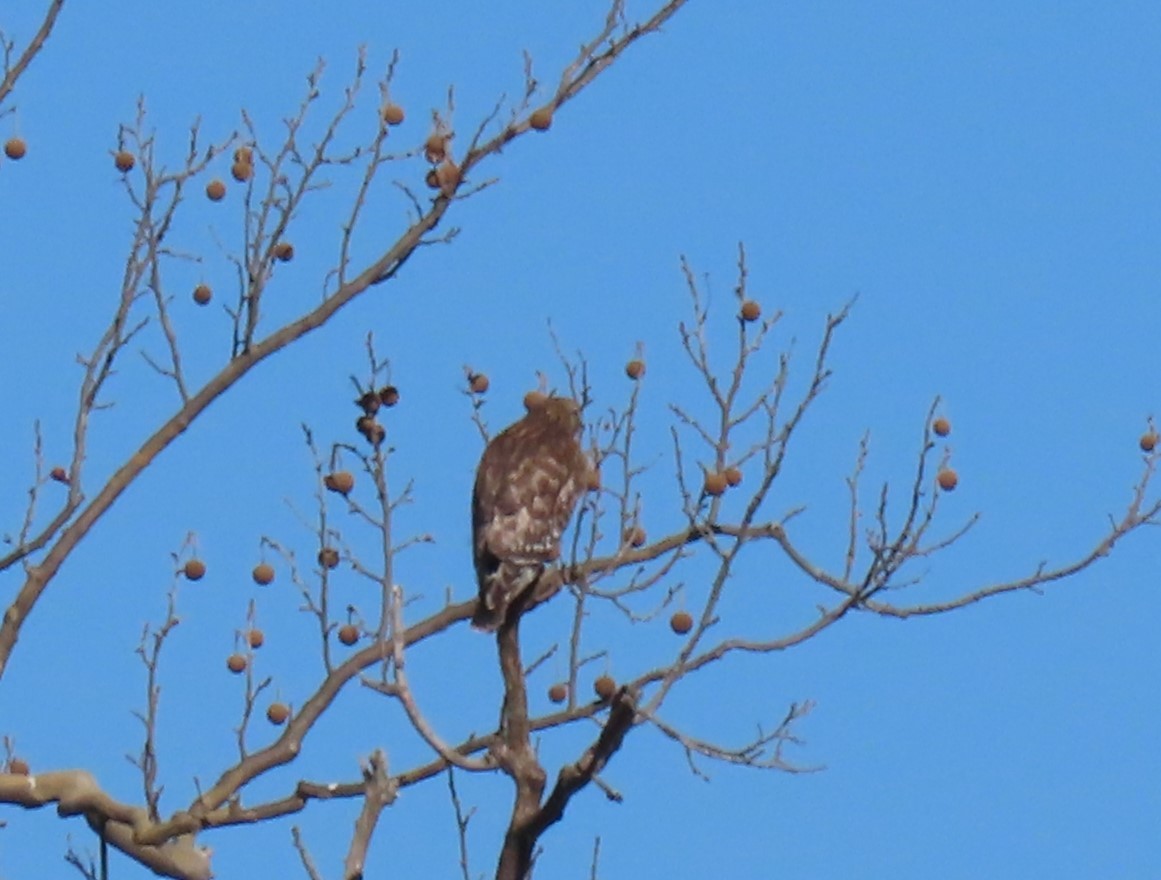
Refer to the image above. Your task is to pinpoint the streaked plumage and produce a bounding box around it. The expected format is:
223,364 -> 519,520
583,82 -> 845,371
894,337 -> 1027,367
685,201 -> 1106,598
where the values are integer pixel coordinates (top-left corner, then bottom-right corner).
471,397 -> 588,631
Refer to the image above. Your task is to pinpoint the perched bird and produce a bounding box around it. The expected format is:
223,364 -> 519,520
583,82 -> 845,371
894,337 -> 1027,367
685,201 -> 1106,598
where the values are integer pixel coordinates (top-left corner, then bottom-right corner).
471,396 -> 589,631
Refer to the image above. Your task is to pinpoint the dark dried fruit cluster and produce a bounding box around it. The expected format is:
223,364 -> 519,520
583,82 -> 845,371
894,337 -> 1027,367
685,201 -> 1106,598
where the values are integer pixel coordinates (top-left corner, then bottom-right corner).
354,385 -> 399,446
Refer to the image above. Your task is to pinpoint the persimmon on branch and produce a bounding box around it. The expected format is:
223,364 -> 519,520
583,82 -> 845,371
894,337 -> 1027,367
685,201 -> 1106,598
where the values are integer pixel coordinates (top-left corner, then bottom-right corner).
0,0 -> 693,689
4,1 -> 1159,878
5,248 -> 1156,878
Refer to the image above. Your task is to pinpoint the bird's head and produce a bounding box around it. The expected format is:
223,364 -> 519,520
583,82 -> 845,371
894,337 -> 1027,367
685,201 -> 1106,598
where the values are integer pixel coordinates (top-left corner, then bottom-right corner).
531,395 -> 583,435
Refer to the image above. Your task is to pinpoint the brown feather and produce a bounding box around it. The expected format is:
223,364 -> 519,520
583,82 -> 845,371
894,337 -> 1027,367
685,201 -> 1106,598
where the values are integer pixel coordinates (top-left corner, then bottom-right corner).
471,397 -> 588,631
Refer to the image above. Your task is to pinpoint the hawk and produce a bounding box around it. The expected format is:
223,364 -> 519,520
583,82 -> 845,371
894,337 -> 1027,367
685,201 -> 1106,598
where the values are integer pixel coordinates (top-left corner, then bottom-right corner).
472,396 -> 590,631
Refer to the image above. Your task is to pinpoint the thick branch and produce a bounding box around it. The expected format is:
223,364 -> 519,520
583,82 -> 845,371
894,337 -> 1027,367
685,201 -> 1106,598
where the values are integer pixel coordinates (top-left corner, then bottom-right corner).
0,196 -> 451,680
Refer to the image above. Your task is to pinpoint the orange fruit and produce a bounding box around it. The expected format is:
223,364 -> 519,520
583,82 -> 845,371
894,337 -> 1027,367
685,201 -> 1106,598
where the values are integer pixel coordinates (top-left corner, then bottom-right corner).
252,563 -> 275,585
4,137 -> 26,160
703,471 -> 728,496
740,300 -> 761,322
226,653 -> 247,674
49,466 -> 69,483
625,359 -> 646,380
670,610 -> 693,634
529,106 -> 553,131
266,702 -> 290,725
1140,432 -> 1158,453
624,525 -> 647,548
233,145 -> 254,164
378,386 -> 400,407
382,103 -> 405,126
548,682 -> 568,703
724,466 -> 743,486
593,674 -> 617,701
205,179 -> 226,201
937,468 -> 958,491
114,151 -> 135,172
193,284 -> 212,305
230,160 -> 252,182
318,547 -> 340,570
932,417 -> 951,437
184,558 -> 206,580
273,241 -> 294,262
324,471 -> 355,495
338,623 -> 359,646
469,373 -> 490,394
248,629 -> 265,649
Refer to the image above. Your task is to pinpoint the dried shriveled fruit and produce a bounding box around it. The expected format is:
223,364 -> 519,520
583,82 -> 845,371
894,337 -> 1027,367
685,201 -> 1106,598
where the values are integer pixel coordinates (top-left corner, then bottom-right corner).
318,547 -> 340,570
670,610 -> 693,635
434,160 -> 460,193
114,151 -> 135,172
356,416 -> 386,446
357,391 -> 381,415
4,137 -> 26,160
378,385 -> 400,407
740,300 -> 761,322
593,674 -> 617,701
205,179 -> 226,201
183,558 -> 206,580
548,682 -> 568,703
324,471 -> 355,495
49,466 -> 69,484
193,284 -> 212,306
266,702 -> 290,725
937,468 -> 958,491
338,623 -> 360,646
529,106 -> 553,131
252,563 -> 275,586
423,132 -> 448,164
584,467 -> 601,492
932,417 -> 951,437
703,471 -> 728,496
226,653 -> 247,674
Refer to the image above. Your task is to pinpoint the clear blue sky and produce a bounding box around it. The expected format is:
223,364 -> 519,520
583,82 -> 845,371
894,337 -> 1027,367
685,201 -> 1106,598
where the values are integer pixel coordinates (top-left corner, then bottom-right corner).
1,2 -> 1158,878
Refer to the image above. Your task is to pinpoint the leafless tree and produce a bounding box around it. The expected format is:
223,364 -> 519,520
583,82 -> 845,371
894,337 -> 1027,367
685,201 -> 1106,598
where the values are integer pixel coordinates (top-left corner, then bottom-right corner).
1,3 -> 1158,879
